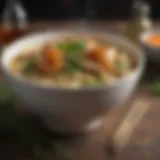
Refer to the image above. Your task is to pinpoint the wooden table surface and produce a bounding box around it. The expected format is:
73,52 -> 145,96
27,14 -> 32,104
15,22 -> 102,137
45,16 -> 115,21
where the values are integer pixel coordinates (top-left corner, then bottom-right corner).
1,21 -> 160,160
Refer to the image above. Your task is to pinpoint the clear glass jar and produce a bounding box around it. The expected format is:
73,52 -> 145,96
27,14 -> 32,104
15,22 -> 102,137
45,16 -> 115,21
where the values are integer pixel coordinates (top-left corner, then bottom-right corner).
126,0 -> 152,44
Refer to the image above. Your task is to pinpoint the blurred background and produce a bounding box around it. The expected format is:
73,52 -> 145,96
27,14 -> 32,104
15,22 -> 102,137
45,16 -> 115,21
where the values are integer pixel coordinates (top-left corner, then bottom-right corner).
0,0 -> 158,20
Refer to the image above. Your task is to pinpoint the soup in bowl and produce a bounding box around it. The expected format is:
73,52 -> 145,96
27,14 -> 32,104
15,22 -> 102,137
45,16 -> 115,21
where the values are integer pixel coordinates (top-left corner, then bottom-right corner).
1,31 -> 145,134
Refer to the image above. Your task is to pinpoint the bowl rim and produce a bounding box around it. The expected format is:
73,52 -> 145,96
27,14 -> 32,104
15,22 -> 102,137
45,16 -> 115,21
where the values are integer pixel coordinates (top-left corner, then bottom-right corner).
1,30 -> 145,92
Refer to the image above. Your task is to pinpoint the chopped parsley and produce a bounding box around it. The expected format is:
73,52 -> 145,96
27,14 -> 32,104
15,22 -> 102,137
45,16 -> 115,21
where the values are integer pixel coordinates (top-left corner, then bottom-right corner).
22,56 -> 37,73
57,40 -> 87,73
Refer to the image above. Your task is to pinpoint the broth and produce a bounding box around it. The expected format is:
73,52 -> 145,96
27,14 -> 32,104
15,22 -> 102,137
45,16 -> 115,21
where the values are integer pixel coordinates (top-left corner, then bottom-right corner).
9,37 -> 135,88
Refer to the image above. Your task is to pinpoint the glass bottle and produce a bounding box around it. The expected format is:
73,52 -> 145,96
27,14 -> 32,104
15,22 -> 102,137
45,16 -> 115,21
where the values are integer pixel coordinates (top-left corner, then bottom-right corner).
0,0 -> 28,46
75,0 -> 97,31
126,0 -> 152,45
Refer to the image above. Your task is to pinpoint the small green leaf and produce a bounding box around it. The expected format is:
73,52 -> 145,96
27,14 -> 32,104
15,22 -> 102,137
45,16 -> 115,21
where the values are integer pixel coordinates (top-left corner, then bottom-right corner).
57,40 -> 86,54
57,40 -> 87,73
22,56 -> 37,73
115,59 -> 129,71
65,58 -> 83,73
82,76 -> 102,87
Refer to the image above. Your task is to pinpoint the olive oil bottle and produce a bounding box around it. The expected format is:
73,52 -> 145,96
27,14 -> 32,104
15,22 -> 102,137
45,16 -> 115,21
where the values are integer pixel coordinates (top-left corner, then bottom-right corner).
126,0 -> 152,45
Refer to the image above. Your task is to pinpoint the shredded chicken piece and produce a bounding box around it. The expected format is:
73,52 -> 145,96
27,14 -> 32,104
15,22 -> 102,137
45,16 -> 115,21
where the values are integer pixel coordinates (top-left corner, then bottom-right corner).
38,44 -> 64,73
87,39 -> 98,50
87,46 -> 119,74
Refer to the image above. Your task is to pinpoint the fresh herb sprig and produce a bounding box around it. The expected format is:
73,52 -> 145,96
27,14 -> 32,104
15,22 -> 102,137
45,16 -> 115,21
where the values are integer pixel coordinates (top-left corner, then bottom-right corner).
22,56 -> 37,73
57,40 -> 87,73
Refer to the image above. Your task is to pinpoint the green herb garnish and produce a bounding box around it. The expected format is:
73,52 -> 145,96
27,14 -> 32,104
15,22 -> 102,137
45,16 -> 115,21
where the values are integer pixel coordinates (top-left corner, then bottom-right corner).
115,59 -> 129,71
82,76 -> 102,87
65,58 -> 83,74
22,56 -> 37,73
57,40 -> 87,73
57,41 -> 86,53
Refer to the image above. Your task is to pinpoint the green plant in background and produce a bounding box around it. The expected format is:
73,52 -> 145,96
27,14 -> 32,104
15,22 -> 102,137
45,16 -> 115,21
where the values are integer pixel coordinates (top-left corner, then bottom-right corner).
0,82 -> 71,160
141,70 -> 160,96
0,83 -> 17,132
148,82 -> 160,96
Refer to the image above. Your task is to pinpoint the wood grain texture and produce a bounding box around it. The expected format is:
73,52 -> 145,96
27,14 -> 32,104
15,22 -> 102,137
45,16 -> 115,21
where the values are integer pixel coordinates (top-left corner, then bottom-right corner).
106,99 -> 150,157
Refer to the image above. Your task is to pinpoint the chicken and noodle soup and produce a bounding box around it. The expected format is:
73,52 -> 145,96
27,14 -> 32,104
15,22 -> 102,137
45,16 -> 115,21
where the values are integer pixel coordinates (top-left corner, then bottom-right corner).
9,37 -> 136,88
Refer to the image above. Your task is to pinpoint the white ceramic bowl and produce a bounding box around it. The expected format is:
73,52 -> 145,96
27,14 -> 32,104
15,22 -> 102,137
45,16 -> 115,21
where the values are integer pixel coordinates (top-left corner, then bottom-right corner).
140,29 -> 160,63
1,30 -> 145,134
